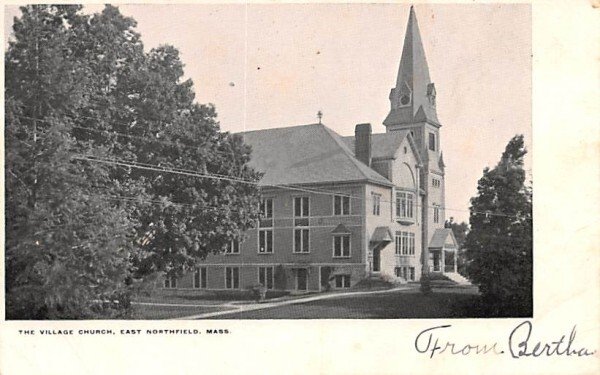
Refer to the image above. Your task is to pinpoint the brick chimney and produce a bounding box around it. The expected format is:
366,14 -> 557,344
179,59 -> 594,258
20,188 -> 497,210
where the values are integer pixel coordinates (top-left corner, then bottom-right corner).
355,123 -> 372,166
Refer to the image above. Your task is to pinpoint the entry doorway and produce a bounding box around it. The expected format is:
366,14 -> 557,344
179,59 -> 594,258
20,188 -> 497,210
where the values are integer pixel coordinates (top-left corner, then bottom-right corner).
296,268 -> 308,291
433,252 -> 441,272
373,248 -> 381,272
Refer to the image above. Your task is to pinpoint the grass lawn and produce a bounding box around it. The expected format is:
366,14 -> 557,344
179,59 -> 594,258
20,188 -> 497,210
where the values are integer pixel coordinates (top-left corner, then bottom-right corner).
136,289 -> 290,304
209,286 -> 481,319
130,289 -> 292,319
131,303 -> 236,319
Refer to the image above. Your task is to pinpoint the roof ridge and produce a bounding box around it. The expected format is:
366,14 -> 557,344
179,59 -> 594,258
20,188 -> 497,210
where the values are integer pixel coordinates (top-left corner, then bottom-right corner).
237,122 -> 322,135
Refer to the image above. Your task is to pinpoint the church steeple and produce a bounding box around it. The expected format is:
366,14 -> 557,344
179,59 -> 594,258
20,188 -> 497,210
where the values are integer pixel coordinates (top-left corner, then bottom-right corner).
384,6 -> 440,128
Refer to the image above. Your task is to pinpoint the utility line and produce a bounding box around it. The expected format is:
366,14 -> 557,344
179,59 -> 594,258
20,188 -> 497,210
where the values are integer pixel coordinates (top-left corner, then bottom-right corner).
12,113 -> 236,157
73,154 -> 530,220
9,114 -> 530,219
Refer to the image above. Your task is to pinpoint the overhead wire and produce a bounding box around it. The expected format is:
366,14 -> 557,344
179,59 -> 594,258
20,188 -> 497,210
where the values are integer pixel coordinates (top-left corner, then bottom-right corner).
73,154 -> 530,220
9,113 -> 531,220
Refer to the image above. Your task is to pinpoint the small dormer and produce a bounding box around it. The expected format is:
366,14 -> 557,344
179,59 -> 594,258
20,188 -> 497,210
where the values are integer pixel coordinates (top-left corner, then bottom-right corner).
389,80 -> 412,111
427,83 -> 436,107
398,81 -> 412,108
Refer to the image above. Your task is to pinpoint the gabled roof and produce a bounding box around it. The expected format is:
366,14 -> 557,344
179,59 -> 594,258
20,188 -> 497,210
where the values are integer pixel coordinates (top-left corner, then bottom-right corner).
342,131 -> 406,160
331,224 -> 352,235
341,130 -> 422,165
238,123 -> 392,187
371,226 -> 394,243
428,228 -> 458,249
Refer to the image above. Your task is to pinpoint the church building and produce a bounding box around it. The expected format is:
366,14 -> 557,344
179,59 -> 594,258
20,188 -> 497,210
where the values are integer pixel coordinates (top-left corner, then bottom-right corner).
164,6 -> 460,292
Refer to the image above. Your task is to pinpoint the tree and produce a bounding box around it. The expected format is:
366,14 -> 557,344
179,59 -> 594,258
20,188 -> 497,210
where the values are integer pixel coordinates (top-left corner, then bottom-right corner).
62,6 -> 263,278
464,135 -> 532,317
119,45 -> 263,278
5,5 -> 139,318
5,5 -> 261,318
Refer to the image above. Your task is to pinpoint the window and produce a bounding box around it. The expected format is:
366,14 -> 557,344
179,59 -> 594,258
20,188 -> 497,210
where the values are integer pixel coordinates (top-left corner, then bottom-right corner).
294,196 -> 309,217
395,232 -> 415,256
226,239 -> 240,254
258,266 -> 274,290
333,195 -> 350,216
258,197 -> 273,254
433,206 -> 440,223
294,196 -> 310,253
261,198 -> 273,218
334,275 -> 351,288
294,196 -> 309,227
259,198 -> 274,228
395,266 -> 415,281
395,192 -> 414,219
372,193 -> 381,216
432,178 -> 441,188
294,228 -> 310,253
258,229 -> 273,253
164,274 -> 177,289
333,235 -> 351,258
429,133 -> 436,151
194,267 -> 207,289
225,267 -> 239,289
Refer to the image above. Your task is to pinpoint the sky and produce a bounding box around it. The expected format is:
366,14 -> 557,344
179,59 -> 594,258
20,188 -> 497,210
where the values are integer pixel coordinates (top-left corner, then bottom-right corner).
4,3 -> 532,223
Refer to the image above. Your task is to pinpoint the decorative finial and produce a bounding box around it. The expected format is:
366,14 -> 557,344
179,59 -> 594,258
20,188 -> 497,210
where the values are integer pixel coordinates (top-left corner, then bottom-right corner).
317,110 -> 323,124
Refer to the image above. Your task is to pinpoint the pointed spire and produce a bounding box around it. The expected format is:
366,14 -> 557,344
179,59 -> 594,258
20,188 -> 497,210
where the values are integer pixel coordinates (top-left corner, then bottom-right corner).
396,6 -> 431,91
438,152 -> 445,169
384,6 -> 440,128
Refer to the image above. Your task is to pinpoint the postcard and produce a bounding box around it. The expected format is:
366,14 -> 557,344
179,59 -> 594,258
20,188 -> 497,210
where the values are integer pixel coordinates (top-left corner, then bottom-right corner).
1,1 -> 598,374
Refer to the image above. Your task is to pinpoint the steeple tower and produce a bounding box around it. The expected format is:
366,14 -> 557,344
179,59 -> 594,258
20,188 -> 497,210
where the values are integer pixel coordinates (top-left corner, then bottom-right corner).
384,6 -> 440,129
382,7 -> 447,278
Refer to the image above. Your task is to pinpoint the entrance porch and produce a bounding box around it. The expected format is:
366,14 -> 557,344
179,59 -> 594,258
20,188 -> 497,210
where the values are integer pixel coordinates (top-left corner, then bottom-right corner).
429,248 -> 457,273
368,226 -> 394,275
427,228 -> 459,274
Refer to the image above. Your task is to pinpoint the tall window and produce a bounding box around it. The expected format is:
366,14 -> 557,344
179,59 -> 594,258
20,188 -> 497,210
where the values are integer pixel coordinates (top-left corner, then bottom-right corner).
258,266 -> 274,290
164,274 -> 177,289
226,239 -> 240,254
333,235 -> 351,258
294,228 -> 310,253
225,267 -> 239,289
433,206 -> 440,223
372,193 -> 381,216
395,232 -> 415,255
429,133 -> 436,151
294,197 -> 309,218
258,229 -> 273,253
258,198 -> 274,254
294,196 -> 310,253
333,195 -> 350,216
260,198 -> 273,227
396,192 -> 414,219
194,267 -> 207,289
432,178 -> 441,188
